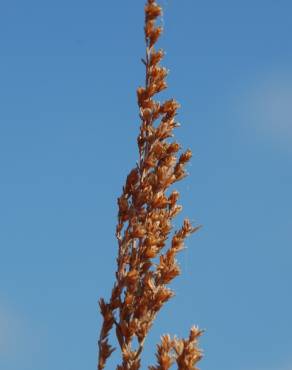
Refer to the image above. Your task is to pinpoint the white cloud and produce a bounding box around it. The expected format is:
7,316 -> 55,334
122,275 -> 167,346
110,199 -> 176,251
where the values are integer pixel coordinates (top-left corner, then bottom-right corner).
0,303 -> 41,359
236,70 -> 292,148
0,305 -> 20,356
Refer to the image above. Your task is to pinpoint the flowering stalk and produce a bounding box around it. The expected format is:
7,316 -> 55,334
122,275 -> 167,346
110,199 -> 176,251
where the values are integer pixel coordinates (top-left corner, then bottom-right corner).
97,1 -> 203,369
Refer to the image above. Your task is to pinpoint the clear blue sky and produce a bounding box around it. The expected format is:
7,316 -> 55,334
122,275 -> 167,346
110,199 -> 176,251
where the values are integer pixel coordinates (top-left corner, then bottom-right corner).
0,1 -> 291,369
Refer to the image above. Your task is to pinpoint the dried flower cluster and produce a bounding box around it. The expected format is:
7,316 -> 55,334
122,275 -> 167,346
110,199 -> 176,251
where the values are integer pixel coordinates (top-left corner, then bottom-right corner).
97,1 -> 202,369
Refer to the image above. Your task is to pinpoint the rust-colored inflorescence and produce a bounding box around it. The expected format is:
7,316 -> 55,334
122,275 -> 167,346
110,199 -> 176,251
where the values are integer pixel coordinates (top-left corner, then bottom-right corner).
97,1 -> 202,369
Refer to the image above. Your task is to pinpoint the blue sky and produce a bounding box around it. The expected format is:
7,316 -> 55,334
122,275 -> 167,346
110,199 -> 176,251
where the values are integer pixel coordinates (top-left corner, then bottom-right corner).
0,0 -> 291,369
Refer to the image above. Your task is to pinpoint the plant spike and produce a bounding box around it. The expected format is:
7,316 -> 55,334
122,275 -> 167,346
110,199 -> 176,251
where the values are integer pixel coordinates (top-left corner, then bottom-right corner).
97,1 -> 202,369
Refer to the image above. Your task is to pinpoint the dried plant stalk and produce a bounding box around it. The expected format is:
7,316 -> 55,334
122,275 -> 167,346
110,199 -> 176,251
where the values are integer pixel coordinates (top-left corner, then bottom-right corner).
97,1 -> 202,369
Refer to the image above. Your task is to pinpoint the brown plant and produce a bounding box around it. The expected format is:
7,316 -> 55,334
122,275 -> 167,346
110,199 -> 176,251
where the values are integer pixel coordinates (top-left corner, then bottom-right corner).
97,1 -> 203,369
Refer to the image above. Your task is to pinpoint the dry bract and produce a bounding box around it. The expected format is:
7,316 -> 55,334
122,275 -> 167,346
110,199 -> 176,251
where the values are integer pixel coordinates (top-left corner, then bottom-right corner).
97,1 -> 202,369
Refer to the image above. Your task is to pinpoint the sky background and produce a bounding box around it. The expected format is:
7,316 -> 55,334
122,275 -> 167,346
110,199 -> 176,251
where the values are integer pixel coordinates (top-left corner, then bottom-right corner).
0,0 -> 292,369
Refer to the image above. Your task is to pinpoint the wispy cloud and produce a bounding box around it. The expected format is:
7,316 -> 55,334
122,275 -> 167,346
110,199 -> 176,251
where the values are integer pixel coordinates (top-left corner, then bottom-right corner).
0,305 -> 21,356
0,303 -> 42,360
236,70 -> 292,148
